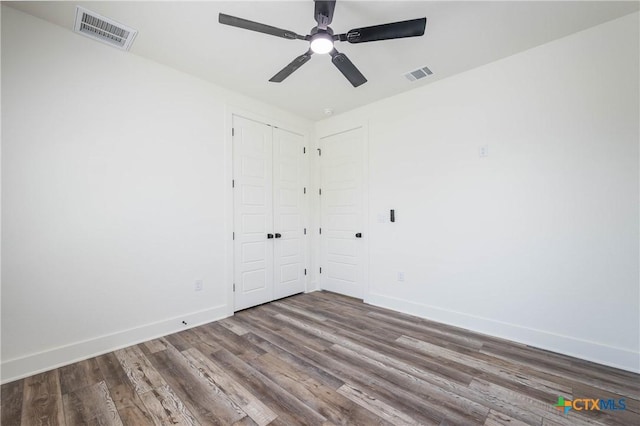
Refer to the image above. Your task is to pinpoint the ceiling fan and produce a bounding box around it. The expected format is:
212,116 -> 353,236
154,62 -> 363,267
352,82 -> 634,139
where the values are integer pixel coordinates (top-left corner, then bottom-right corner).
219,0 -> 427,87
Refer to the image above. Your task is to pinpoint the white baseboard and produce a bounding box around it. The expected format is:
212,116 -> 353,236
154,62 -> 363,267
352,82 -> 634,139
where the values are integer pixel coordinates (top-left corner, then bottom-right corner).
365,292 -> 640,374
5,294 -> 637,383
1,305 -> 228,384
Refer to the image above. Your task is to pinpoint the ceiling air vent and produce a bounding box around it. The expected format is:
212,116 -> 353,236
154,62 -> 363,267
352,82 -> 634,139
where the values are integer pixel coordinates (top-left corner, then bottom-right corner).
404,66 -> 433,82
73,6 -> 137,50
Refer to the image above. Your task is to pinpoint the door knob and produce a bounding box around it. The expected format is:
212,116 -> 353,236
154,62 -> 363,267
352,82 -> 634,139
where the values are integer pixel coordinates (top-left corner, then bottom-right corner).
355,233 -> 362,238
275,233 -> 282,239
267,233 -> 274,239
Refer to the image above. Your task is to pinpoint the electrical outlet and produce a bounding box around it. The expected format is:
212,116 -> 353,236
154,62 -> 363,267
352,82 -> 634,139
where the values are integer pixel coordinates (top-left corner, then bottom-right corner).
195,280 -> 203,291
397,272 -> 405,282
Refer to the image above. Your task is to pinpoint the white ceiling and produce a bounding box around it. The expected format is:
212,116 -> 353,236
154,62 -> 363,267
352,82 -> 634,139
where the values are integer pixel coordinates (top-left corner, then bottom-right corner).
8,1 -> 639,121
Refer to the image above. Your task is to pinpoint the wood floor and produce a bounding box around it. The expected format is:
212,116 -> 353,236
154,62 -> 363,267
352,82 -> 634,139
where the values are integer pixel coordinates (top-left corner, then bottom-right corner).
2,291 -> 638,426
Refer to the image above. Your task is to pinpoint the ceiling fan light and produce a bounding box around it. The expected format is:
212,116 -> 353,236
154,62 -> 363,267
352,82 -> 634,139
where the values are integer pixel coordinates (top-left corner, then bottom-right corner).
310,34 -> 334,54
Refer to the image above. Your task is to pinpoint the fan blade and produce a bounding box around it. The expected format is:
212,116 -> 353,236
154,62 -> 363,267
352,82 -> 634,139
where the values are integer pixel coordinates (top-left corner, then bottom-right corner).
330,49 -> 367,87
339,17 -> 426,43
269,50 -> 314,83
314,1 -> 336,28
219,13 -> 305,40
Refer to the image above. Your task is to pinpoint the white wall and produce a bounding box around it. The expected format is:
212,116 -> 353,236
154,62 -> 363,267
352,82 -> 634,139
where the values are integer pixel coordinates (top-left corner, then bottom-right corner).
2,5 -> 638,383
316,12 -> 639,372
1,6 -> 311,382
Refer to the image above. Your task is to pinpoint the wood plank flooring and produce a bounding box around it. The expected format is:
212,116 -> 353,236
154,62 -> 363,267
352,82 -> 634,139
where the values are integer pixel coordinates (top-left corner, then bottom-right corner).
2,291 -> 638,425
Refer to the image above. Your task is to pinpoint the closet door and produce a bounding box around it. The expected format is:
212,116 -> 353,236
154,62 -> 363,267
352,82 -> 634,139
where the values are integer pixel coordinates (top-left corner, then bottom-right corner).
233,116 -> 306,311
233,116 -> 274,311
272,127 -> 305,300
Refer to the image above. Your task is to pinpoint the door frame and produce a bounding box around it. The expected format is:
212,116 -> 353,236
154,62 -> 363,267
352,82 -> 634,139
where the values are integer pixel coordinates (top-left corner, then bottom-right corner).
316,121 -> 370,301
225,106 -> 310,315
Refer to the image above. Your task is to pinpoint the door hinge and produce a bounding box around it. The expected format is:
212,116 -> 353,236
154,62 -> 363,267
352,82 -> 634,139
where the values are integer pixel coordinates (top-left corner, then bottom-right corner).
233,283 -> 236,292
232,179 -> 235,188
232,232 -> 235,240
303,147 -> 306,154
319,188 -> 322,195
319,267 -> 322,274
304,187 -> 306,194
232,128 -> 235,136
304,268 -> 307,275
304,228 -> 307,235
317,148 -> 321,156
319,227 -> 322,235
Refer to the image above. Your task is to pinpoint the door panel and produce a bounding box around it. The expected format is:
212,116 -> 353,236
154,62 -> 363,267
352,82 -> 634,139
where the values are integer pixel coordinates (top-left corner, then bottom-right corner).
273,127 -> 305,300
233,116 -> 273,311
320,127 -> 364,298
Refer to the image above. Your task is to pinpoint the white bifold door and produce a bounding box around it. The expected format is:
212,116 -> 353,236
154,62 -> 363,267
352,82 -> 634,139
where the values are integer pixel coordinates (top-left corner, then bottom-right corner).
233,115 -> 306,311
